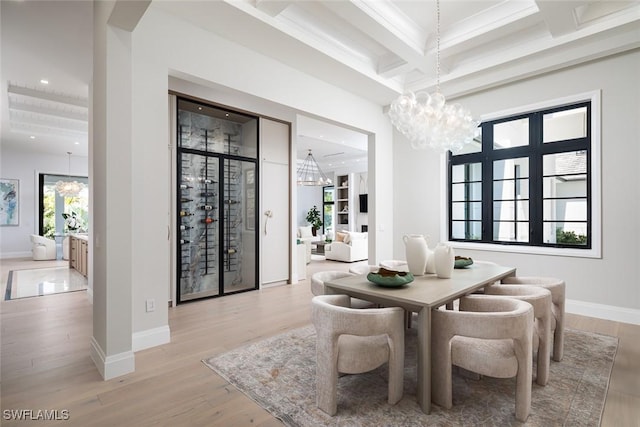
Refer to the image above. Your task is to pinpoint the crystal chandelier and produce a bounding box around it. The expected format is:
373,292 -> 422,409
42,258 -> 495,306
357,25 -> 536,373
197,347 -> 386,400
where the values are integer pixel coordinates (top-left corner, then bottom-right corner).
297,149 -> 332,186
56,152 -> 85,197
388,0 -> 479,152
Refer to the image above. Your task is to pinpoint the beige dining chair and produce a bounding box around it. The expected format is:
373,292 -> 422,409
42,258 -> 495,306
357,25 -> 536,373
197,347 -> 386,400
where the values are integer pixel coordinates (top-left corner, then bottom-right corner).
311,294 -> 405,416
431,295 -> 534,422
311,271 -> 374,309
484,285 -> 552,386
500,276 -> 565,361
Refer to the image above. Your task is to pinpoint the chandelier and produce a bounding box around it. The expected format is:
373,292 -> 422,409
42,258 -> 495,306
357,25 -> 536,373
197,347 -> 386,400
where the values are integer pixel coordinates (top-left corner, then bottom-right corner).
56,152 -> 86,197
297,149 -> 332,186
388,0 -> 479,152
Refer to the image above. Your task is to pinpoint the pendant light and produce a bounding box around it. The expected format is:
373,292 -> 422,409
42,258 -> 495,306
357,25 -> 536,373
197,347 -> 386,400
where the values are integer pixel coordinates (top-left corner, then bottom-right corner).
388,0 -> 479,152
296,149 -> 332,186
55,152 -> 85,197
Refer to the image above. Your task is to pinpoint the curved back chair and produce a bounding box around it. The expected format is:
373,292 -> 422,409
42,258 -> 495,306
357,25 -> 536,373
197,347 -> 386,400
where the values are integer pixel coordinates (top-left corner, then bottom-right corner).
484,285 -> 552,386
30,234 -> 57,260
431,295 -> 534,422
311,271 -> 374,309
310,271 -> 354,297
311,294 -> 405,415
501,276 -> 565,361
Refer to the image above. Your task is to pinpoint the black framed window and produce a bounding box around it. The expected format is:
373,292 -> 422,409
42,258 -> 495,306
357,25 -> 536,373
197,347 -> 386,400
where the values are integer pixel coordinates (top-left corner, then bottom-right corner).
449,101 -> 591,249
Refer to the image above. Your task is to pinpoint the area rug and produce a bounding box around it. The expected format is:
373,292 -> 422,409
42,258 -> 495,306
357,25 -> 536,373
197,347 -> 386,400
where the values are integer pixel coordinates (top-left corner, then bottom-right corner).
203,324 -> 617,426
5,267 -> 87,300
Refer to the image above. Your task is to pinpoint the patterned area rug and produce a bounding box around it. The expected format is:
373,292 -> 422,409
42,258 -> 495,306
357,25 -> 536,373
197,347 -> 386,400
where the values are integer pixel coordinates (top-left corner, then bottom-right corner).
203,324 -> 617,426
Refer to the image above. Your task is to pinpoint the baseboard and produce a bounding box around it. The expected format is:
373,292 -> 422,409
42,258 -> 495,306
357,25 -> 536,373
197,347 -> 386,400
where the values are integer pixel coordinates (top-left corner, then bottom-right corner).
567,299 -> 640,325
132,325 -> 171,352
90,337 -> 135,380
0,251 -> 32,259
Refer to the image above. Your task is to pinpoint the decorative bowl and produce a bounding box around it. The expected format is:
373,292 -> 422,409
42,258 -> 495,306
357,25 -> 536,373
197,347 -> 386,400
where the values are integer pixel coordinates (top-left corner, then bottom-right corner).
454,256 -> 474,269
367,269 -> 414,287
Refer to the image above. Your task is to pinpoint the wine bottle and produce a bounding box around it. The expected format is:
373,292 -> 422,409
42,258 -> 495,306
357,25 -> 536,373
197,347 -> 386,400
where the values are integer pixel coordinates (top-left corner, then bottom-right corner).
227,248 -> 236,254
179,184 -> 192,190
201,178 -> 216,184
179,239 -> 190,244
200,192 -> 216,197
179,210 -> 193,217
199,205 -> 215,210
202,217 -> 218,224
179,225 -> 192,231
180,198 -> 193,203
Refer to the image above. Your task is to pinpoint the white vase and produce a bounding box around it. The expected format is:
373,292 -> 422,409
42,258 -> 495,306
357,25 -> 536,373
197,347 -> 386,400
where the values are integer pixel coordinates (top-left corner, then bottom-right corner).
424,239 -> 436,274
403,234 -> 428,276
434,243 -> 455,279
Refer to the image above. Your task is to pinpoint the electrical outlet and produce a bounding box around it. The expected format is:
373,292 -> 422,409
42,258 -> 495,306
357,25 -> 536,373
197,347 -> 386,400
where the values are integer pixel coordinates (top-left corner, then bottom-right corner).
146,299 -> 155,312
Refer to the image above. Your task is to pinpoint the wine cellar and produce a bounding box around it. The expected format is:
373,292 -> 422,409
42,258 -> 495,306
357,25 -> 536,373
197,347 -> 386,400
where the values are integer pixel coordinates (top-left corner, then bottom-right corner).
176,98 -> 258,303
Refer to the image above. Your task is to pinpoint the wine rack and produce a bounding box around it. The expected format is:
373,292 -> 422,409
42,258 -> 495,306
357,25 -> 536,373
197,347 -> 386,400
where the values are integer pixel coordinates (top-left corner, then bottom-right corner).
176,98 -> 259,303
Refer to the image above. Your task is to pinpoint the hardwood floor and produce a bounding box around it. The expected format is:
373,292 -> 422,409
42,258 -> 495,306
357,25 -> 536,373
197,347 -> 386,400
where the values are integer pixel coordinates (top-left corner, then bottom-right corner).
1,257 -> 638,426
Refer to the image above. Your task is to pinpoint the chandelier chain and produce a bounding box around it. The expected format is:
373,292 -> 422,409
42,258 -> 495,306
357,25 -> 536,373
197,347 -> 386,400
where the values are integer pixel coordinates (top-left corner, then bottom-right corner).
436,0 -> 441,94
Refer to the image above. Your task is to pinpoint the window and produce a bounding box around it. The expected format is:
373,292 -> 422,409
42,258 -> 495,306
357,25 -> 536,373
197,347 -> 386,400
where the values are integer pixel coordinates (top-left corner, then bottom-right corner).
39,174 -> 89,238
448,96 -> 598,255
323,186 -> 335,235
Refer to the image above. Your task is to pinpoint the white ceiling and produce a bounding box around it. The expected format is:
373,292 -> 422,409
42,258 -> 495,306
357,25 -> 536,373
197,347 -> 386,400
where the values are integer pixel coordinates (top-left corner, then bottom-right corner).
2,0 -> 638,163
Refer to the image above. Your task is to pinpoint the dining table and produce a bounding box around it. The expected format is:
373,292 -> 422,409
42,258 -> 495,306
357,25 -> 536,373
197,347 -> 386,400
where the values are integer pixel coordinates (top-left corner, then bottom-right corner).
324,262 -> 516,414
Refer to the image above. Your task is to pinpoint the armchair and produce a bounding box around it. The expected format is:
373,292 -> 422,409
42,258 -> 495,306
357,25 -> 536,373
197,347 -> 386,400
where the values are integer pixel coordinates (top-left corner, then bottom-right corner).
431,295 -> 534,422
30,234 -> 57,260
311,294 -> 405,415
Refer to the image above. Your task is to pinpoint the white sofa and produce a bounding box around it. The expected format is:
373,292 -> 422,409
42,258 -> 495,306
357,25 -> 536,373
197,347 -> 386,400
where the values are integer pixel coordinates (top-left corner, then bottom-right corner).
30,234 -> 57,260
325,231 -> 368,262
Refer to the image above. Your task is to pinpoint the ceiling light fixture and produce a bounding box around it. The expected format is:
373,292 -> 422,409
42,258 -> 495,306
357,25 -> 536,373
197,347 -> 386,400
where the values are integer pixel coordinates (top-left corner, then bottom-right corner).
296,149 -> 332,186
388,0 -> 479,152
40,79 -> 49,84
55,152 -> 86,197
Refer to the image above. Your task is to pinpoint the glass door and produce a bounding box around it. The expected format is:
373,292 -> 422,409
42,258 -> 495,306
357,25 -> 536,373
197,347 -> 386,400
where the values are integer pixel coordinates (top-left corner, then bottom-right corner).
176,97 -> 258,303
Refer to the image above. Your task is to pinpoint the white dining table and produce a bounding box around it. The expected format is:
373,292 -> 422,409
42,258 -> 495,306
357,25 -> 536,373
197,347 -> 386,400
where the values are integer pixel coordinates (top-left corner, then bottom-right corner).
324,262 -> 516,414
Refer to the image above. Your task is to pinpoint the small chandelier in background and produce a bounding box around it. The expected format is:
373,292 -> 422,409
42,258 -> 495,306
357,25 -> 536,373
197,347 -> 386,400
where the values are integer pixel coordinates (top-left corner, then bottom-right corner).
388,0 -> 479,152
297,149 -> 332,186
56,152 -> 86,197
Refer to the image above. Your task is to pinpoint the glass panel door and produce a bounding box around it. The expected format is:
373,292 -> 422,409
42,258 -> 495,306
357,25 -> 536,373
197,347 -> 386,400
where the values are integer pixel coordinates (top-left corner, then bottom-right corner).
178,152 -> 220,301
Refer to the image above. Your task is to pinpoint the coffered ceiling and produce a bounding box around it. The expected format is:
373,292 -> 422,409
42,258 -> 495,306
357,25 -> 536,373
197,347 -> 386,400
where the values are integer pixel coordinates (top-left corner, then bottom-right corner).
2,0 -> 638,160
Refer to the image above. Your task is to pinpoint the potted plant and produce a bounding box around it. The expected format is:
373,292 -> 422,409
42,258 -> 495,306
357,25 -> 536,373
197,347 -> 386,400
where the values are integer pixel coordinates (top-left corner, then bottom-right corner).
306,205 -> 322,236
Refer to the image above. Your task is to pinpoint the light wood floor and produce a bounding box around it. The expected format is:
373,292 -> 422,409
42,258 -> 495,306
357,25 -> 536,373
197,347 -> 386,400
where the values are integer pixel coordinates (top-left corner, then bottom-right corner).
1,257 -> 638,426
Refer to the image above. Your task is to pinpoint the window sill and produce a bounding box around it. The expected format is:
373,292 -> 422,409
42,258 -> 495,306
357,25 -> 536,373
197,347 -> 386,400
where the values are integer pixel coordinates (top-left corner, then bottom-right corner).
446,240 -> 602,259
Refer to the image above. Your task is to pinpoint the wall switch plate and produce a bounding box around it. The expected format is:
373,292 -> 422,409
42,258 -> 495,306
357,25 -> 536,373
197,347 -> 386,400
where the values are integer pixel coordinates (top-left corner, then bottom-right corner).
146,299 -> 155,312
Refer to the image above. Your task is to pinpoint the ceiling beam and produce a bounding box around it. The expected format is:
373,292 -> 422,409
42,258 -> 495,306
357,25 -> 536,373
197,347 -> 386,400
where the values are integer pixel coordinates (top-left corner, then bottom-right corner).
8,84 -> 88,109
536,0 -> 581,37
108,0 -> 152,32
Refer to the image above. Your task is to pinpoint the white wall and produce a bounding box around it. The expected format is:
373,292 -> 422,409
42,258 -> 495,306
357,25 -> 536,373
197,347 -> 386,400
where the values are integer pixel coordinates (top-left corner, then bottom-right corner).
297,186 -> 323,228
0,148 -> 88,257
393,50 -> 640,321
121,3 -> 394,353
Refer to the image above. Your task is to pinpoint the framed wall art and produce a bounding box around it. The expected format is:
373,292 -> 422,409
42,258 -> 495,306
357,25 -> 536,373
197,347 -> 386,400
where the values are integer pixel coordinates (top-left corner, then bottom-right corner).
0,178 -> 19,226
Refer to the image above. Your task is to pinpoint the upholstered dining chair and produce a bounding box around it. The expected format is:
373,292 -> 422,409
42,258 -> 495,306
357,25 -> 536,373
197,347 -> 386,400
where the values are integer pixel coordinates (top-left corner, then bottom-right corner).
431,295 -> 534,422
311,294 -> 405,416
500,276 -> 566,361
484,285 -> 552,386
311,271 -> 373,309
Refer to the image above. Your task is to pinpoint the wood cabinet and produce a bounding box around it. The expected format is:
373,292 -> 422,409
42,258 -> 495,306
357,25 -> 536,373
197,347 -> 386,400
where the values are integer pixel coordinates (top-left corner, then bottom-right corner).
69,235 -> 88,277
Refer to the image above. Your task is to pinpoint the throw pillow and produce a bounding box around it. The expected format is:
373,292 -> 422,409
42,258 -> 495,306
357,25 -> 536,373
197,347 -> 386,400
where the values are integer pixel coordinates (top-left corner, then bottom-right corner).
335,232 -> 347,242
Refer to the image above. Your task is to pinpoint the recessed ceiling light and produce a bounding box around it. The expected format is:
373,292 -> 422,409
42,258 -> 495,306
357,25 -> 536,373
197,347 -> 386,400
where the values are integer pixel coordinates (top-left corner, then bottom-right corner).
40,79 -> 49,85
225,113 -> 229,117
198,106 -> 202,110
29,135 -> 36,140
74,141 -> 80,145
